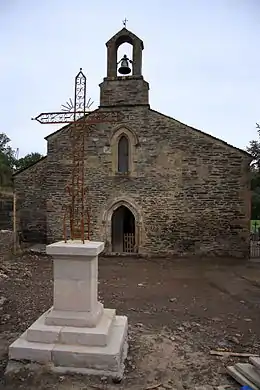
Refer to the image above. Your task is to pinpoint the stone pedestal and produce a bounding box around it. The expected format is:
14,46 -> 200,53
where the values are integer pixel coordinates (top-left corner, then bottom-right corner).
7,241 -> 128,379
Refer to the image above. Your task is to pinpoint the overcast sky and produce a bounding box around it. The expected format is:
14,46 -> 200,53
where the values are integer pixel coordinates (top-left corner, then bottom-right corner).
0,0 -> 259,158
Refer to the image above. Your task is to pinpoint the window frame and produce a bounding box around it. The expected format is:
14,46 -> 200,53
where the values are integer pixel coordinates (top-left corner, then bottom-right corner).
117,134 -> 129,174
110,126 -> 138,176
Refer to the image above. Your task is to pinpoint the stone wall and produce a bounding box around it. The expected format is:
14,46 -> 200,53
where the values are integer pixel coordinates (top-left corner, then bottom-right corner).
100,76 -> 149,107
12,26 -> 252,257
0,191 -> 13,230
140,109 -> 251,258
0,230 -> 15,260
45,105 -> 251,258
14,157 -> 47,243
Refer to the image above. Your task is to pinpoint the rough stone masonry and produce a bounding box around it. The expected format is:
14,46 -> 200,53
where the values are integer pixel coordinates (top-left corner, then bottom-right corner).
0,230 -> 16,261
13,27 -> 252,258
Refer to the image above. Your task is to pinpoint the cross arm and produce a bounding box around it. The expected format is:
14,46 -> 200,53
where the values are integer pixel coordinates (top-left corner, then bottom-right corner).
32,110 -> 125,125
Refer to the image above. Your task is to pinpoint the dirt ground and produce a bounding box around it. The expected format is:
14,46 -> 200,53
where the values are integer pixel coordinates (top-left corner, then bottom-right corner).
0,251 -> 260,390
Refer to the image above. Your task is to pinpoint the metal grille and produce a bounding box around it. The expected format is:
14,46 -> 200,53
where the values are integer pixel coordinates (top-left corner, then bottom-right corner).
250,222 -> 260,258
251,240 -> 260,258
123,233 -> 135,253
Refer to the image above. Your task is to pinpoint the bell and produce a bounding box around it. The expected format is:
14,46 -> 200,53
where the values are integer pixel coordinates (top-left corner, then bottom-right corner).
118,55 -> 131,75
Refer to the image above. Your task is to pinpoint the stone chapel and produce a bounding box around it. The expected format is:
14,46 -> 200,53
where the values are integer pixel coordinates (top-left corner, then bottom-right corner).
14,27 -> 252,258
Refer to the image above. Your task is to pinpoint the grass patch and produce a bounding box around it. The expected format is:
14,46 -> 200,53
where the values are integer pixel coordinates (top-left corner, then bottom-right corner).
251,220 -> 260,232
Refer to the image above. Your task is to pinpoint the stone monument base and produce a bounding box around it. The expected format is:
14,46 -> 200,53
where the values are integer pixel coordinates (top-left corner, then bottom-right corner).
8,307 -> 128,379
7,240 -> 128,380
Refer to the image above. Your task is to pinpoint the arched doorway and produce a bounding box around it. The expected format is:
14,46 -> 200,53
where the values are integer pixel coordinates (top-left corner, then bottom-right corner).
112,205 -> 135,253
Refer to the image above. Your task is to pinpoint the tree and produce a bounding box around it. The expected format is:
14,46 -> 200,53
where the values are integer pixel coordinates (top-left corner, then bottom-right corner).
15,152 -> 43,171
247,123 -> 260,170
0,133 -> 16,188
247,123 -> 260,221
0,133 -> 44,187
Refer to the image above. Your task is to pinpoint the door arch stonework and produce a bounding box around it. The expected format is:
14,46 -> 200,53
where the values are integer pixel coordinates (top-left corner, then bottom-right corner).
112,205 -> 135,252
102,198 -> 142,253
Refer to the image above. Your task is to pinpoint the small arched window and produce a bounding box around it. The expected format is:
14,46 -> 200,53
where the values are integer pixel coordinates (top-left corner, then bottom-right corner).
118,135 -> 129,173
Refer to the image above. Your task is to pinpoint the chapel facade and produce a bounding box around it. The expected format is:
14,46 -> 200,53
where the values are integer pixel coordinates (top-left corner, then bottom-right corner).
14,27 -> 252,258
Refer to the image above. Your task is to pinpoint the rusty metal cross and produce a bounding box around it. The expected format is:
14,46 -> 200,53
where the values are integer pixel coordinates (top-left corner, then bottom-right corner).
32,69 -> 124,243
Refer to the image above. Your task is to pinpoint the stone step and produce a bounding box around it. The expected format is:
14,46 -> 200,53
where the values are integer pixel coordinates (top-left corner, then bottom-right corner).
26,309 -> 61,344
9,315 -> 128,379
227,365 -> 259,390
9,331 -> 52,364
52,316 -> 127,372
59,309 -> 115,347
235,363 -> 260,388
26,308 -> 116,347
250,357 -> 260,372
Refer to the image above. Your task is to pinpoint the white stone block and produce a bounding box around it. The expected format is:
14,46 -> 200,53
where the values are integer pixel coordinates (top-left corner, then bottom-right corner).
250,357 -> 260,372
227,366 -> 259,390
60,308 -> 115,347
46,240 -> 104,257
9,337 -> 53,363
52,316 -> 128,371
45,303 -> 104,327
53,279 -> 97,312
235,363 -> 260,388
54,258 -> 97,281
26,311 -> 62,344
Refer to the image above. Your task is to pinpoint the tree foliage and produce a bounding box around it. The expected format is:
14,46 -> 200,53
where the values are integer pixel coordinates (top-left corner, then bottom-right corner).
247,123 -> 260,170
16,152 -> 43,171
0,132 -> 43,188
0,133 -> 15,188
247,123 -> 260,221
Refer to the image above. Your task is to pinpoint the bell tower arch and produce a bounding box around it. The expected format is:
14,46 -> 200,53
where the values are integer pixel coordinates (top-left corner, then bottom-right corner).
106,27 -> 144,78
99,27 -> 150,108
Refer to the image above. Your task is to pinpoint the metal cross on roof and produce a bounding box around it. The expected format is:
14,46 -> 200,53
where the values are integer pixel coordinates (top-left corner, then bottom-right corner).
32,68 -> 124,243
122,18 -> 128,28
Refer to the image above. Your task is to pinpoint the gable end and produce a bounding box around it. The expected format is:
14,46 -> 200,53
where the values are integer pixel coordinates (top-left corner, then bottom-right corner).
149,108 -> 252,159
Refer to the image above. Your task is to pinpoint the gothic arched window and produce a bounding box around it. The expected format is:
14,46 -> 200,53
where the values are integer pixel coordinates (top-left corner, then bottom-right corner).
118,135 -> 129,173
